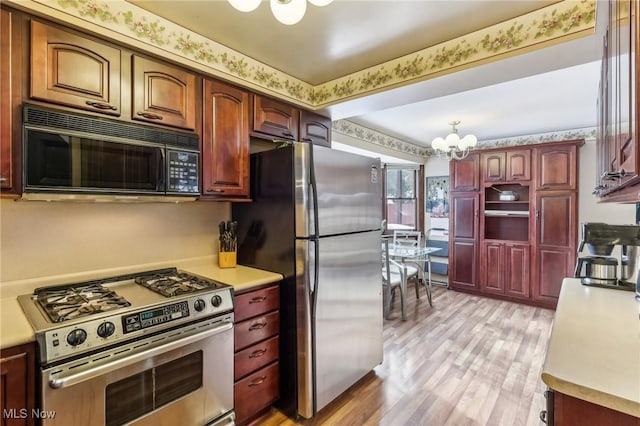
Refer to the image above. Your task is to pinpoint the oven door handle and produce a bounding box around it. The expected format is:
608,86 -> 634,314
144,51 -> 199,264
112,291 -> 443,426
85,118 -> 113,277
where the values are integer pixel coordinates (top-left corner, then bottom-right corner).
49,320 -> 233,389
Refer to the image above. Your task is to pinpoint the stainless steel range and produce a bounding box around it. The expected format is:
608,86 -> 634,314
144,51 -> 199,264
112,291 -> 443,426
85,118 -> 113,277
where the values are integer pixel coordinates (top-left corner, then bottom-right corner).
18,267 -> 235,426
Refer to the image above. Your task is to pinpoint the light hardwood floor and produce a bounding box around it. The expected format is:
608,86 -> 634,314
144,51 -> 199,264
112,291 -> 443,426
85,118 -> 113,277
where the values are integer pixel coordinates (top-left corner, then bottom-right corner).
259,285 -> 554,426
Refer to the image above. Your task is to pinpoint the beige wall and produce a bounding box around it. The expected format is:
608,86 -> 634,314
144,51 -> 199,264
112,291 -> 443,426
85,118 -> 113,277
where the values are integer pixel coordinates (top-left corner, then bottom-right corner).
0,199 -> 229,282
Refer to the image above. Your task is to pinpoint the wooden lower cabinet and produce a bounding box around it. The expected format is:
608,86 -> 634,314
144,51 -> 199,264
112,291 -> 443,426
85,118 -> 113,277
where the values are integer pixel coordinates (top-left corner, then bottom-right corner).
0,343 -> 36,426
234,284 -> 280,425
551,390 -> 640,426
480,242 -> 530,299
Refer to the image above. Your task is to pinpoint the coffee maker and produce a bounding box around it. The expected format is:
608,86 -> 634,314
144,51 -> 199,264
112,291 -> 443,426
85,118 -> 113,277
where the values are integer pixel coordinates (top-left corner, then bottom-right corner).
574,222 -> 640,292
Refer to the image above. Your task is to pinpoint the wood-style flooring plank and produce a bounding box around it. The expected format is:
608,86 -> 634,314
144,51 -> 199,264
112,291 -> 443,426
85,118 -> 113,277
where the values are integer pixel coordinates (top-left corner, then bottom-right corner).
257,286 -> 554,426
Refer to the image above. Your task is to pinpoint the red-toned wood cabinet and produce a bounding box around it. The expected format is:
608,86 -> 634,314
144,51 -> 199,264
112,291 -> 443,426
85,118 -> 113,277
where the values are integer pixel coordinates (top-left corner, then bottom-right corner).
252,95 -> 299,141
1,343 -> 37,426
201,79 -> 250,200
233,284 -> 280,426
482,149 -> 530,183
300,110 -> 331,147
451,153 -> 479,192
449,192 -> 479,291
131,55 -> 197,130
1,8 -> 19,192
30,19 -> 122,116
536,144 -> 577,190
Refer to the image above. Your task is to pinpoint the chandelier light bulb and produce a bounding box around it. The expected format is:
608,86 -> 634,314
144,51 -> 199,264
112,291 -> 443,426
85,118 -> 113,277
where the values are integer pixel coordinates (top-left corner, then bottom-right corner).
228,0 -> 261,12
271,0 -> 307,25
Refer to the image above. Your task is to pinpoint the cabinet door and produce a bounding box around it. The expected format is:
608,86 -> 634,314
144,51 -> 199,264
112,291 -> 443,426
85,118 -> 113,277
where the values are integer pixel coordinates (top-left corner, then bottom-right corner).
450,153 -> 479,191
533,191 -> 577,305
536,145 -> 577,190
30,20 -> 121,115
505,243 -> 530,298
1,9 -> 15,190
506,149 -> 531,181
481,242 -> 504,294
482,152 -> 506,182
300,110 -> 331,147
131,55 -> 197,130
450,193 -> 478,240
449,192 -> 479,290
252,95 -> 299,140
202,79 -> 249,198
1,343 -> 36,426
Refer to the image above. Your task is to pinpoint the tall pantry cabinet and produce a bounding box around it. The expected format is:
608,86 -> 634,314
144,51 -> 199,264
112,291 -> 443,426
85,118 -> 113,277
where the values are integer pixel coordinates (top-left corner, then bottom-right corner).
448,141 -> 581,309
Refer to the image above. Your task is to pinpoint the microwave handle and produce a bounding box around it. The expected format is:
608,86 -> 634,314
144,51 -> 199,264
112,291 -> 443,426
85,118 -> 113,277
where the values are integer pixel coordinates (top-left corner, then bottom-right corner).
158,149 -> 166,191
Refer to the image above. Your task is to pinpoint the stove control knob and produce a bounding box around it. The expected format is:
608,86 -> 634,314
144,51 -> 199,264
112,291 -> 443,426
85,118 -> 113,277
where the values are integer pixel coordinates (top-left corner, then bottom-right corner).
194,299 -> 206,312
66,329 -> 87,346
97,321 -> 115,338
211,295 -> 223,307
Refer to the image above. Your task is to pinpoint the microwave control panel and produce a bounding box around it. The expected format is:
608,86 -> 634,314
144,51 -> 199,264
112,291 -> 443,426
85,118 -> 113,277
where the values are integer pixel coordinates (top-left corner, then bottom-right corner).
168,150 -> 199,194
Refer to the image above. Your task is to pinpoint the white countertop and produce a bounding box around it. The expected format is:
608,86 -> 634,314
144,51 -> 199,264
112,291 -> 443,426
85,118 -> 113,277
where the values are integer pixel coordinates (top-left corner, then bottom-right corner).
0,256 -> 283,349
541,278 -> 640,417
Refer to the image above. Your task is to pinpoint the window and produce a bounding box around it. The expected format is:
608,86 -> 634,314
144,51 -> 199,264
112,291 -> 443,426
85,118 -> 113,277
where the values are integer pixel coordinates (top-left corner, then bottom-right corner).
385,166 -> 419,230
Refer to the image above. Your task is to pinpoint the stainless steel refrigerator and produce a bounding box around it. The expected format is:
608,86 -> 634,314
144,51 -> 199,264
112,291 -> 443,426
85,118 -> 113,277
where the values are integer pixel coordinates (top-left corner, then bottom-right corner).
232,142 -> 383,419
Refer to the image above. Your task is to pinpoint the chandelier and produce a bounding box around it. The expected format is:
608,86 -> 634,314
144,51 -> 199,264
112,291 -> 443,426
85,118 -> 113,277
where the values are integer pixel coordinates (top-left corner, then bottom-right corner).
431,121 -> 478,161
228,0 -> 334,25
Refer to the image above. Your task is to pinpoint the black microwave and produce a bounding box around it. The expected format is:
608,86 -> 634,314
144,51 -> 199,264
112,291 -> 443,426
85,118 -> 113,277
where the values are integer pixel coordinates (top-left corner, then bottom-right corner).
22,104 -> 200,200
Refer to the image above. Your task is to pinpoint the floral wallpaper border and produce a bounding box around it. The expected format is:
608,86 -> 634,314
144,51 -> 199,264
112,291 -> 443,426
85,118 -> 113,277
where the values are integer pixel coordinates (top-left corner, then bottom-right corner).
15,0 -> 596,109
334,119 -> 596,160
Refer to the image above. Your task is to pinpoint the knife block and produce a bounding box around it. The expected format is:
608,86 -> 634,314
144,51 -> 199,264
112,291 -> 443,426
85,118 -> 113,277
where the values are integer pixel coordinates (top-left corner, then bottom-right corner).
218,243 -> 237,268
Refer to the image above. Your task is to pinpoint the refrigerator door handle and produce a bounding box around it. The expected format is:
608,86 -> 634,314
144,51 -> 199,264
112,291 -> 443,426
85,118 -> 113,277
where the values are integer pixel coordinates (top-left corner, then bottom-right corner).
308,144 -> 320,239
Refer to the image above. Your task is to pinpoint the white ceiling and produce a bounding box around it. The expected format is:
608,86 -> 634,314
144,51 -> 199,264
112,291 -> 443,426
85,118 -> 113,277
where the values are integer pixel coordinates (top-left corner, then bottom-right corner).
127,0 -> 606,156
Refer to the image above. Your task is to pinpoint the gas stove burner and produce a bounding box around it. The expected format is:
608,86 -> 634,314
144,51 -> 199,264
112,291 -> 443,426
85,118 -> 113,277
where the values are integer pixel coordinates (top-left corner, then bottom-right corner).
135,270 -> 221,297
36,284 -> 131,323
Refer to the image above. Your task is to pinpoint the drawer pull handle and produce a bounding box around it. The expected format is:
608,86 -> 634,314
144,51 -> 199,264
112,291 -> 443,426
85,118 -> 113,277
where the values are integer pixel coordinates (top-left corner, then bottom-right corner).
249,348 -> 267,358
137,111 -> 164,120
85,101 -> 117,111
249,296 -> 267,304
0,177 -> 7,183
248,322 -> 267,331
206,188 -> 225,193
248,376 -> 266,387
301,137 -> 313,142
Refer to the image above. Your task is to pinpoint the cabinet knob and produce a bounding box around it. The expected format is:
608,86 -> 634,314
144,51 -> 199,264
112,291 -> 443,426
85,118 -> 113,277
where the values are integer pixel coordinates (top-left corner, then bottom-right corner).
137,111 -> 164,120
85,100 -> 117,111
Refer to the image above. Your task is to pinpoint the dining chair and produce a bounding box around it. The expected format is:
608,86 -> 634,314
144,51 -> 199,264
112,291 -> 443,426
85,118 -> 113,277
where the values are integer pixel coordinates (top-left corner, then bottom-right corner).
392,230 -> 422,247
382,238 -> 419,320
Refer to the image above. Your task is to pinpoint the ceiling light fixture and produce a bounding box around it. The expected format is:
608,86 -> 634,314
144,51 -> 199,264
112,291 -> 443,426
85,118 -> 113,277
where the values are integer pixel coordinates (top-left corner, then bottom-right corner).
228,0 -> 333,25
431,120 -> 478,161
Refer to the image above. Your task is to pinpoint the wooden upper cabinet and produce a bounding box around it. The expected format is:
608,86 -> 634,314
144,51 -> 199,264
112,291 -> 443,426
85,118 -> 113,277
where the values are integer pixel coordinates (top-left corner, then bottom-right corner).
30,20 -> 121,116
482,152 -> 506,182
300,110 -> 331,147
536,144 -> 577,190
252,95 -> 299,141
1,8 -> 15,190
482,149 -> 530,182
506,149 -> 531,181
202,79 -> 249,199
450,153 -> 479,191
131,55 -> 197,130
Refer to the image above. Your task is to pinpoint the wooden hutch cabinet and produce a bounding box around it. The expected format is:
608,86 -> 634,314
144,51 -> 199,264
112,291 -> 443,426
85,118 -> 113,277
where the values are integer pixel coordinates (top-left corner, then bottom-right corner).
0,343 -> 37,426
202,79 -> 250,200
449,141 -> 581,308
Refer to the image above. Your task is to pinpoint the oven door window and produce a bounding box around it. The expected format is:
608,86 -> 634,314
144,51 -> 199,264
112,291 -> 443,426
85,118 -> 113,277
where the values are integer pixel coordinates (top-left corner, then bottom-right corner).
105,351 -> 203,426
25,130 -> 163,192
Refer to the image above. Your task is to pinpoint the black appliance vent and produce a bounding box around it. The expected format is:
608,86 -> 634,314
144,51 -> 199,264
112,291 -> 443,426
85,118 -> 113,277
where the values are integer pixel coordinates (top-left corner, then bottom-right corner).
23,104 -> 199,150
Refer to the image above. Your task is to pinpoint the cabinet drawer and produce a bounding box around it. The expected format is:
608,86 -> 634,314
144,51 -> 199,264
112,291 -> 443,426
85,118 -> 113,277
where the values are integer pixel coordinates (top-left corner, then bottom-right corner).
234,311 -> 279,351
234,362 -> 279,424
235,285 -> 279,322
234,336 -> 279,381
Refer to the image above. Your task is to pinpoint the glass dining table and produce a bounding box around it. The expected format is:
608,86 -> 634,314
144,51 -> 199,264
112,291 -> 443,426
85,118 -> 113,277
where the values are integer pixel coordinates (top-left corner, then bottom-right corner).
388,243 -> 442,320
